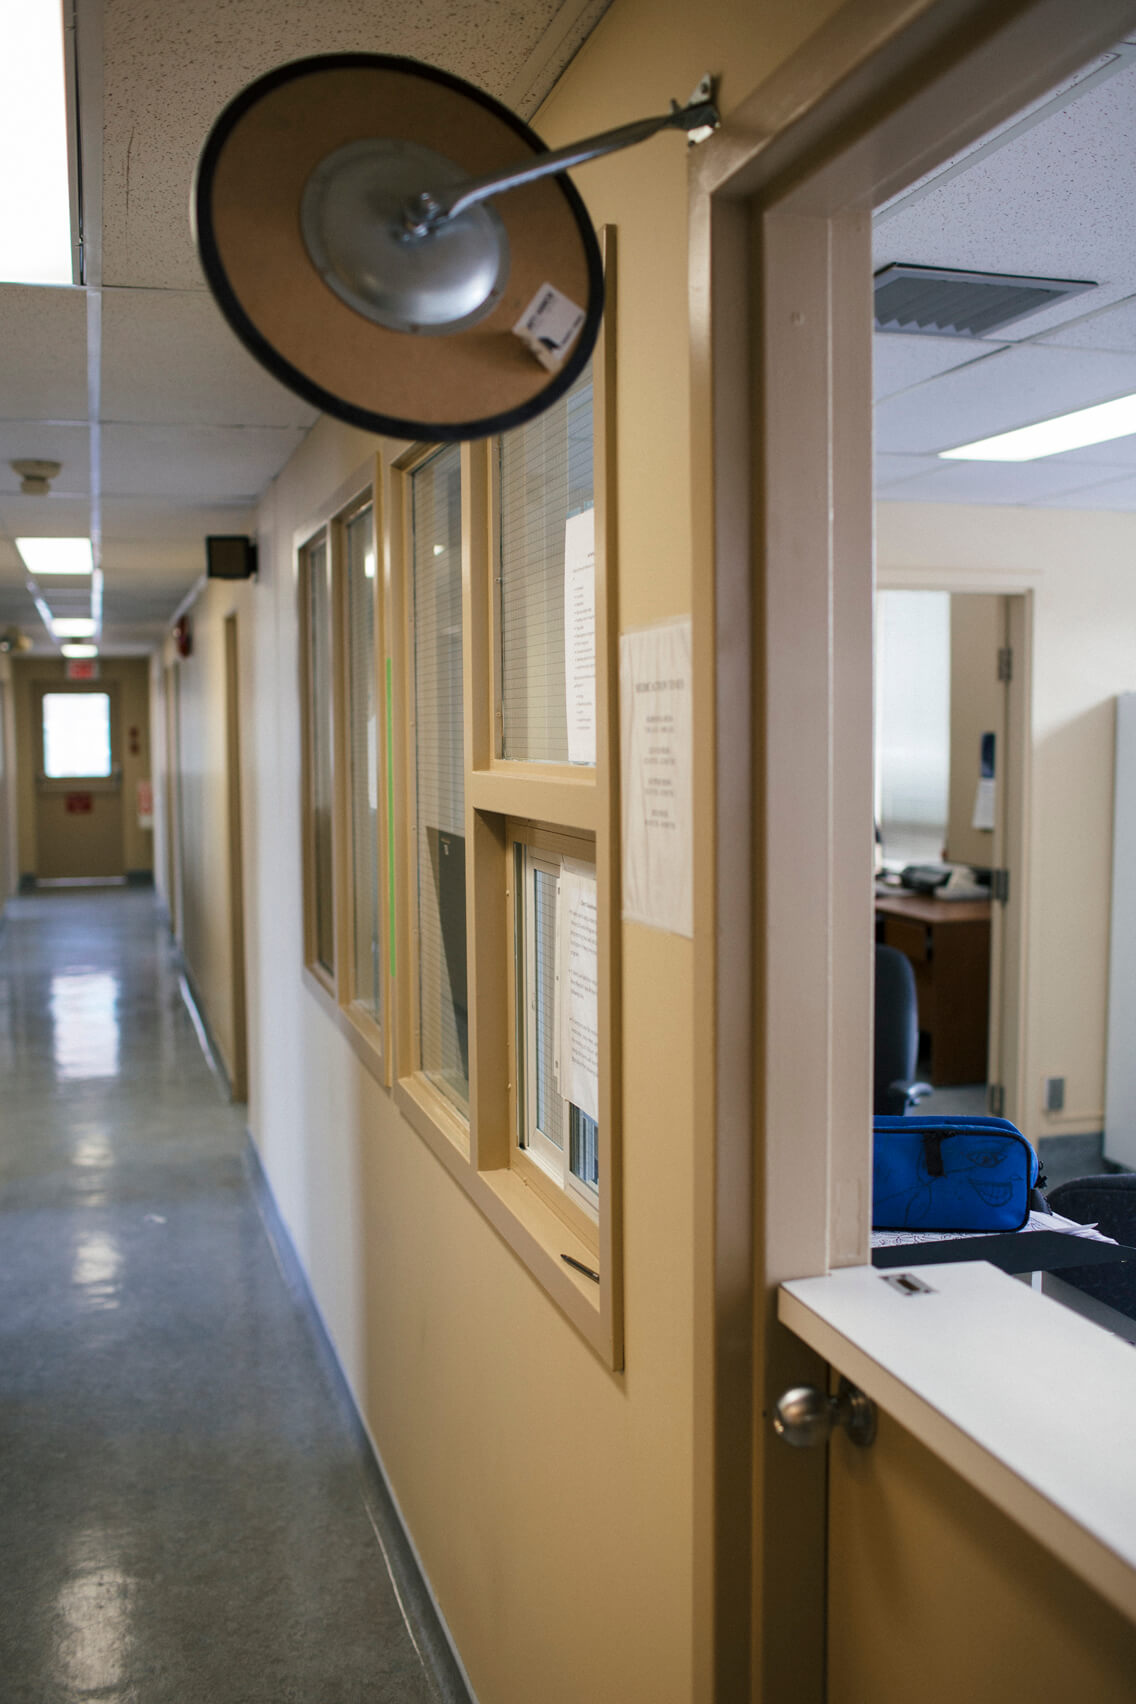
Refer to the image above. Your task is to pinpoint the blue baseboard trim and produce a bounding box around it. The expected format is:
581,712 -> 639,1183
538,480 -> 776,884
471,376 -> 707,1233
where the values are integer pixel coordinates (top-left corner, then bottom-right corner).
241,1134 -> 476,1704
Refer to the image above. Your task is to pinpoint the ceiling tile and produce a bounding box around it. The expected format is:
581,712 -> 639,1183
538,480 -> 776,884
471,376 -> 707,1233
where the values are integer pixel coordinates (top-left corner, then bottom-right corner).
0,285 -> 88,422
873,335 -> 1007,401
1039,294 -> 1136,353
0,495 -> 93,538
101,423 -> 306,500
875,345 -> 1136,455
873,57 -> 1136,344
0,425 -> 91,497
1031,472 -> 1136,510
875,452 -> 946,488
101,0 -> 572,290
872,459 -> 1116,506
101,289 -> 318,428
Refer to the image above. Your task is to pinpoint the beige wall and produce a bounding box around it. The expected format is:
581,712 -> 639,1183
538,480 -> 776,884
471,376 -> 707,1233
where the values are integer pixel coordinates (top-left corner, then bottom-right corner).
10,656 -> 153,879
879,502 -> 1136,1145
171,3 -> 850,1701
157,578 -> 258,1097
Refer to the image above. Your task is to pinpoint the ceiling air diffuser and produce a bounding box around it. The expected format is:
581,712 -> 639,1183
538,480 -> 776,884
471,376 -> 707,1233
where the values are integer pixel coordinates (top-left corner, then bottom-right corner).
873,263 -> 1094,338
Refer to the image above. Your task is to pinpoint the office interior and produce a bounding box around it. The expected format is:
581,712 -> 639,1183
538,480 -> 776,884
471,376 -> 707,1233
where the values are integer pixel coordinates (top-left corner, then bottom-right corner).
4,3 -> 1136,1702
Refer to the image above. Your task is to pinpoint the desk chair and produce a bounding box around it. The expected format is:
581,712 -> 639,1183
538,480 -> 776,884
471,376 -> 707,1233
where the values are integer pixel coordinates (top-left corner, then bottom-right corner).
1046,1175 -> 1136,1319
874,944 -> 932,1116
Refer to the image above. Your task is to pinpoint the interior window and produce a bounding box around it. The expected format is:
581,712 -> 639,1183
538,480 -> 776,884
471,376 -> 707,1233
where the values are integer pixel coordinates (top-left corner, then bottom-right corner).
42,692 -> 111,778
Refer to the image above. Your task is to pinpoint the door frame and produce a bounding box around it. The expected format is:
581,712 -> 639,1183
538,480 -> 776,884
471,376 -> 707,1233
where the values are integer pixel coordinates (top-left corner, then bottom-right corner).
873,579 -> 1034,1131
688,0 -> 1136,1696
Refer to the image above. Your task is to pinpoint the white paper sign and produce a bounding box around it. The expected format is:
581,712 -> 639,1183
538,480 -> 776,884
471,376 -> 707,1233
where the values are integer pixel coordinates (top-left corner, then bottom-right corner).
513,283 -> 586,371
564,509 -> 596,765
620,619 -> 693,937
557,858 -> 599,1123
972,776 -> 996,831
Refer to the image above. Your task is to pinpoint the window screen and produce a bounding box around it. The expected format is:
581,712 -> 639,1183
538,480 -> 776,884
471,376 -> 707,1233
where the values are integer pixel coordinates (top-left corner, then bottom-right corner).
346,505 -> 381,1022
411,446 -> 468,1112
498,362 -> 594,764
42,692 -> 111,777
306,535 -> 335,975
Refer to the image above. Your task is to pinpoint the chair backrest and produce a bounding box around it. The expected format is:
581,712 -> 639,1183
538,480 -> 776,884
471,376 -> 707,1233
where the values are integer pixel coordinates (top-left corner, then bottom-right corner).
874,944 -> 919,1116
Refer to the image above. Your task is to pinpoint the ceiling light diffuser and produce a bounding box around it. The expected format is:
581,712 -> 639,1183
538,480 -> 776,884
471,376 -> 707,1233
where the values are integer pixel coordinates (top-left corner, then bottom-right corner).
0,0 -> 74,285
16,537 -> 94,576
61,643 -> 98,658
51,618 -> 97,638
941,393 -> 1136,462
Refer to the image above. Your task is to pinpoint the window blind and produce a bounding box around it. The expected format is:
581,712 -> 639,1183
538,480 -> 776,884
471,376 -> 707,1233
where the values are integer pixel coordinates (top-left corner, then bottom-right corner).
346,505 -> 380,1021
411,446 -> 468,1112
306,535 -> 335,974
498,362 -> 594,763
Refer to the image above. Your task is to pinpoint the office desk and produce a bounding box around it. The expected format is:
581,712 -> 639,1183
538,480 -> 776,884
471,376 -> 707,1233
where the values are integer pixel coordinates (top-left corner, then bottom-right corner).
875,891 -> 991,1085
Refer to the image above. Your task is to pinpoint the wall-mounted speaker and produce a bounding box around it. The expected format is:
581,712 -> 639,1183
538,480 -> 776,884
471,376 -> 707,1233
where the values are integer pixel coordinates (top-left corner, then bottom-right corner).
206,535 -> 258,579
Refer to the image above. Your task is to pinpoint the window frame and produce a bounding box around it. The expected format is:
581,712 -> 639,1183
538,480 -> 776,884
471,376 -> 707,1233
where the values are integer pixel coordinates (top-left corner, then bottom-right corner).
388,227 -> 622,1366
296,457 -> 393,1083
298,525 -> 337,992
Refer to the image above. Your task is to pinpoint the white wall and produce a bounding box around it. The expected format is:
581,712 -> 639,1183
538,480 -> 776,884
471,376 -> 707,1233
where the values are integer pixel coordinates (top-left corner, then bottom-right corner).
879,501 -> 1136,1145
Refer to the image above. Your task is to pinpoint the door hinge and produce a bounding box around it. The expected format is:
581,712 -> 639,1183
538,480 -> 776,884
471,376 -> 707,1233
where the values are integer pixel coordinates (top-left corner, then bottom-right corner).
990,868 -> 1010,904
988,1082 -> 1005,1118
997,646 -> 1013,683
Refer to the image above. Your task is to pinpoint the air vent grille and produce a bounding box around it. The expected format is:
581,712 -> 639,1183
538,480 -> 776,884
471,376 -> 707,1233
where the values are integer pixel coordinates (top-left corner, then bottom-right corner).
874,264 -> 1094,338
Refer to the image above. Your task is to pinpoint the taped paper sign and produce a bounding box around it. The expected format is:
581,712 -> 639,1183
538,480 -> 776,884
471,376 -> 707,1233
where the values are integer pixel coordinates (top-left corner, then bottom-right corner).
620,618 -> 693,937
557,857 -> 599,1123
513,283 -> 586,371
564,508 -> 596,765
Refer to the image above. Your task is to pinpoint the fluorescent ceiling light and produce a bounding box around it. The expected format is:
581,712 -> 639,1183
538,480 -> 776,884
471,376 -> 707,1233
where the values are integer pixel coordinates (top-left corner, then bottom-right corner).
61,643 -> 98,658
0,0 -> 74,285
941,393 -> 1136,462
51,617 -> 97,638
16,537 -> 94,576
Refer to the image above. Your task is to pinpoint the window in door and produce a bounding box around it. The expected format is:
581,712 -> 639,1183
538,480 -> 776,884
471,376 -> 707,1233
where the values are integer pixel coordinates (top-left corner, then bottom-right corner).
42,691 -> 112,778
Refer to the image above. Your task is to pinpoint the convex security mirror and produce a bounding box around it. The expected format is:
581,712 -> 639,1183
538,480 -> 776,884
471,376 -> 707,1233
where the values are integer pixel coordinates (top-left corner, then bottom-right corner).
194,54 -> 718,442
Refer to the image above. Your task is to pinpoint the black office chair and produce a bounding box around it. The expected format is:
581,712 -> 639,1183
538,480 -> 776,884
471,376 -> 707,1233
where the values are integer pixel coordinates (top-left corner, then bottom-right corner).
1046,1175 -> 1136,1319
874,944 -> 932,1116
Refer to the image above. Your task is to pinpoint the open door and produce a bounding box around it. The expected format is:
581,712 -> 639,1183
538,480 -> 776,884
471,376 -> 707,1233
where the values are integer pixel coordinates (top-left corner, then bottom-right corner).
690,1 -> 1136,1697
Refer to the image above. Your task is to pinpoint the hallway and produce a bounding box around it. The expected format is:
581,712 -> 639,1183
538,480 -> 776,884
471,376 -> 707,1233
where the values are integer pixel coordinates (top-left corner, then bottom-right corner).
0,887 -> 467,1704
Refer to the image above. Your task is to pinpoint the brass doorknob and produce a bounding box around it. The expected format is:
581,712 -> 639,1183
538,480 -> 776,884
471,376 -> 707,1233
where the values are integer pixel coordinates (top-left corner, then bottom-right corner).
772,1378 -> 876,1448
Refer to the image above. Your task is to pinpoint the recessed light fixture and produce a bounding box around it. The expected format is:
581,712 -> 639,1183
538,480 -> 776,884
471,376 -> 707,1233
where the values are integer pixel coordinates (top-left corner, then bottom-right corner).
0,1 -> 73,285
61,643 -> 98,659
15,537 -> 94,576
51,618 -> 97,639
941,393 -> 1136,462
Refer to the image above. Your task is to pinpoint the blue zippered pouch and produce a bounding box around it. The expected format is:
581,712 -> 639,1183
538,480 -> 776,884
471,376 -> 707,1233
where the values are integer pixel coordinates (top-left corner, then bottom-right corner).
873,1116 -> 1040,1233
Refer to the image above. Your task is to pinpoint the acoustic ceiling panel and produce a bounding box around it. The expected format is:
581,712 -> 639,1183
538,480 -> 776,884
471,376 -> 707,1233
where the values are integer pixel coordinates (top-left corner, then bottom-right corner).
0,286 -> 88,422
101,423 -> 307,500
101,289 -> 319,429
1032,471 -> 1136,510
1040,294 -> 1136,353
873,458 -> 1117,506
873,333 -> 1007,402
875,345 -> 1136,456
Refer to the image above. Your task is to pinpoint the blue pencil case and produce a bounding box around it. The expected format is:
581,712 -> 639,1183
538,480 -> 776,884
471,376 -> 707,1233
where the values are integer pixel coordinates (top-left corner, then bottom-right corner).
873,1116 -> 1040,1233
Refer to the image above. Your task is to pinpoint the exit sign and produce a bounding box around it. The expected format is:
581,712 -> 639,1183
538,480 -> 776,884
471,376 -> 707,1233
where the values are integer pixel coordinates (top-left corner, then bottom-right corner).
66,659 -> 100,680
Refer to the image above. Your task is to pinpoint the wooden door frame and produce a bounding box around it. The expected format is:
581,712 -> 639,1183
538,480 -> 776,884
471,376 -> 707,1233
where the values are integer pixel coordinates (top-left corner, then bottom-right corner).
687,0 -> 1136,1696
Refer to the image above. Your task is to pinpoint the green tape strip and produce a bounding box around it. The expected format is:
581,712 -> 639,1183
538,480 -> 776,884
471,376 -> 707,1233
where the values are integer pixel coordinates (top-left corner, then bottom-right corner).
386,656 -> 396,982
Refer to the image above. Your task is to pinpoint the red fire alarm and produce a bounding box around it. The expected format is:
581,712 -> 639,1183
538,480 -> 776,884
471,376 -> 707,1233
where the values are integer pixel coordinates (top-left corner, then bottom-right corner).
175,615 -> 193,658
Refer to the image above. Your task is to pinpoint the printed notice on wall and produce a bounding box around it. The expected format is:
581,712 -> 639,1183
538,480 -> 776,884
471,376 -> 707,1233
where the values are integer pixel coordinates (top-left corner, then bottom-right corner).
557,857 -> 599,1122
620,618 -> 693,937
564,509 -> 596,765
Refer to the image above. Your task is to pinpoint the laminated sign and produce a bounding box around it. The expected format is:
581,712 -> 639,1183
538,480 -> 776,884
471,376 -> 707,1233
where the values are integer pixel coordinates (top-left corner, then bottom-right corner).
620,618 -> 693,937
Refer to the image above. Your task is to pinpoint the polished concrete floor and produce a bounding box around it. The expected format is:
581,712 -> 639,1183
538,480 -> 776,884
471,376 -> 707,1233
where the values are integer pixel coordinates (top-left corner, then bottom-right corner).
0,887 -> 468,1704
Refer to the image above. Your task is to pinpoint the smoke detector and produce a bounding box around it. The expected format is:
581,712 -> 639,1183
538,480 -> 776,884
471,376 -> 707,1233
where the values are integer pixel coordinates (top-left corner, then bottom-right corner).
0,627 -> 32,654
10,459 -> 62,496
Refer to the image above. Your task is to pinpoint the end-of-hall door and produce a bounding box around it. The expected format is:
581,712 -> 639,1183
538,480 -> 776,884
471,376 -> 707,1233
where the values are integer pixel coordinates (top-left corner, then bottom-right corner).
34,682 -> 125,880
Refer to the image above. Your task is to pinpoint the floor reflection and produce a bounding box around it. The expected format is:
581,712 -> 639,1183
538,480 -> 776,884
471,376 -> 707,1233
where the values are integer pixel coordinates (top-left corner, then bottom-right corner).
50,971 -> 120,1081
54,1529 -> 136,1696
72,1232 -> 123,1311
